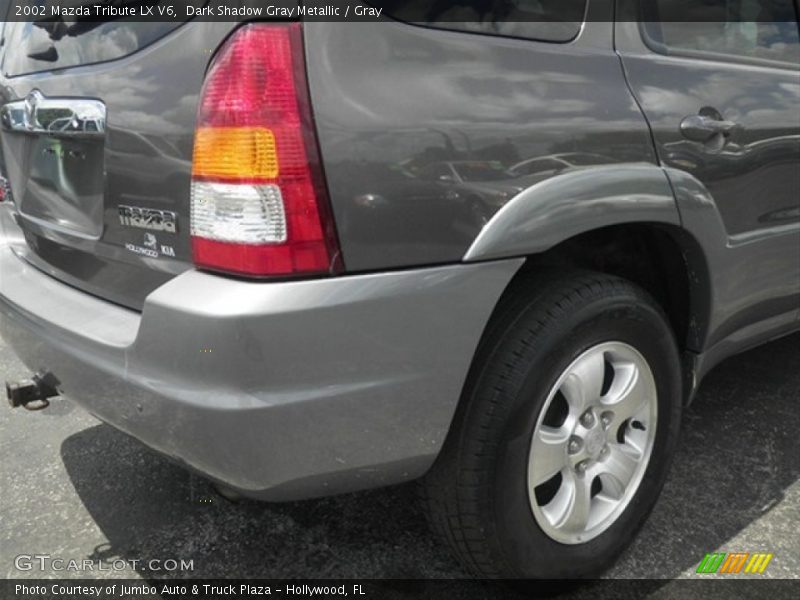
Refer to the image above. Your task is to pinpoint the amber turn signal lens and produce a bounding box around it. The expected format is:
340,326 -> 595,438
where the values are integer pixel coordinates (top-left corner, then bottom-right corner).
192,127 -> 278,181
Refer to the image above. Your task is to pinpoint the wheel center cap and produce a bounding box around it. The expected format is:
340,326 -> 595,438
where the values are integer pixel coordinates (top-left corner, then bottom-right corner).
585,428 -> 604,457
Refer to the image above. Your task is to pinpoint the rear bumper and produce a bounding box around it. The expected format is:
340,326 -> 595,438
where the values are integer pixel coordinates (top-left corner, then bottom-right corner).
0,206 -> 521,500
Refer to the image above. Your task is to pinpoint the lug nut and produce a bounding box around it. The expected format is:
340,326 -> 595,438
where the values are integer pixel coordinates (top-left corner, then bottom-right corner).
568,436 -> 582,454
580,410 -> 595,428
601,411 -> 613,428
575,460 -> 588,475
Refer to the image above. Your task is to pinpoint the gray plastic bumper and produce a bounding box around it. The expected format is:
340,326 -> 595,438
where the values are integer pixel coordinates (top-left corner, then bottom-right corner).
0,209 -> 521,499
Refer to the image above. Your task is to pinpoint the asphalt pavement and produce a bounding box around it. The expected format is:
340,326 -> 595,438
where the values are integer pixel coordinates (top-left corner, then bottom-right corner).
1,331 -> 798,593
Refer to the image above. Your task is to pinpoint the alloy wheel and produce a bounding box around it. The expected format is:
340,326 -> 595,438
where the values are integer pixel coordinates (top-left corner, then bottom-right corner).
527,342 -> 658,544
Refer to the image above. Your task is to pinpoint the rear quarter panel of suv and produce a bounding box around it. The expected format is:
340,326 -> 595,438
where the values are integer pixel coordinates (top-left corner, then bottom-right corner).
303,17 -> 662,272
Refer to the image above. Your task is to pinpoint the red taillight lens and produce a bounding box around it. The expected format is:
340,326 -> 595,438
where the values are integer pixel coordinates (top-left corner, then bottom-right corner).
190,23 -> 341,277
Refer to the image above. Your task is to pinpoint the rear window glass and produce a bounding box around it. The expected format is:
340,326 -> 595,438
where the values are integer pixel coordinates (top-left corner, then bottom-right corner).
3,16 -> 183,77
372,0 -> 587,43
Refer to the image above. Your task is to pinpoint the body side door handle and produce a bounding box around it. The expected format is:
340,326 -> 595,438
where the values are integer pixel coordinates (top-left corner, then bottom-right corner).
680,114 -> 740,143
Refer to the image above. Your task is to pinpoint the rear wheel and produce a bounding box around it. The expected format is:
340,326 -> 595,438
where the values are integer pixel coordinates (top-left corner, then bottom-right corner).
421,271 -> 682,578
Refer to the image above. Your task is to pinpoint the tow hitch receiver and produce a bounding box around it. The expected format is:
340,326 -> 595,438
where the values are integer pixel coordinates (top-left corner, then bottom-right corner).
6,373 -> 60,411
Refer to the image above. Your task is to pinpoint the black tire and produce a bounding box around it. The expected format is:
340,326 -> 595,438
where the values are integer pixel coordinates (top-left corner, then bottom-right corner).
420,270 -> 682,578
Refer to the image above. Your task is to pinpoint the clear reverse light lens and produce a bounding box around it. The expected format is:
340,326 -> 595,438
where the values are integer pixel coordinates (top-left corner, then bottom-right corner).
190,181 -> 287,244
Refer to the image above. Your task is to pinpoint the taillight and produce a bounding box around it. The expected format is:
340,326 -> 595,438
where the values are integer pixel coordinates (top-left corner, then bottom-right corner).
190,23 -> 341,277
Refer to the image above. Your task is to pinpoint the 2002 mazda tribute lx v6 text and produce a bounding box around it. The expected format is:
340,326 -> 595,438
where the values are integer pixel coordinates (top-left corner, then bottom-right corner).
0,0 -> 798,579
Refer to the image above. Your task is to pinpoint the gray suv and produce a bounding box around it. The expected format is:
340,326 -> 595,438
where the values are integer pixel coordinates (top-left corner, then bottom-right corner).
1,1 -> 799,579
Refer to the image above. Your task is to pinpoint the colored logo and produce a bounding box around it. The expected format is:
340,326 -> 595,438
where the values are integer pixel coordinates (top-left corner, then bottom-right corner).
696,552 -> 773,574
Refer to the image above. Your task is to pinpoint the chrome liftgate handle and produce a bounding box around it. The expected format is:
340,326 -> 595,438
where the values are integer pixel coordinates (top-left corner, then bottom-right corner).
1,89 -> 106,139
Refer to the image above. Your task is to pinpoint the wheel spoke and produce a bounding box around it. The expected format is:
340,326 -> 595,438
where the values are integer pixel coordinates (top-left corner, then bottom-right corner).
528,426 -> 569,487
560,350 -> 605,414
602,361 -> 649,430
598,445 -> 640,500
557,471 -> 593,533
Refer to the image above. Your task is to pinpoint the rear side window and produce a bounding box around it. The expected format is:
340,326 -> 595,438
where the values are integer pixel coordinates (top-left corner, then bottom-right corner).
372,0 -> 588,43
3,17 -> 183,77
641,0 -> 800,66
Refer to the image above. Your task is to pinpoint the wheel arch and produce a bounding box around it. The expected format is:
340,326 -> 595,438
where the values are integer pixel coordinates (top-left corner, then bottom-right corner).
464,164 -> 715,354
460,166 -> 720,402
463,164 -> 682,262
506,223 -> 712,355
